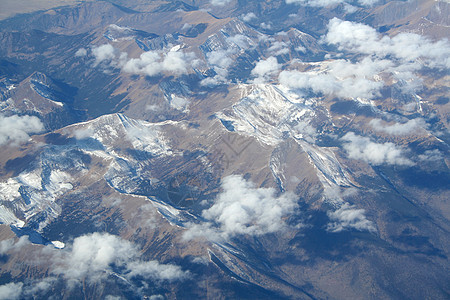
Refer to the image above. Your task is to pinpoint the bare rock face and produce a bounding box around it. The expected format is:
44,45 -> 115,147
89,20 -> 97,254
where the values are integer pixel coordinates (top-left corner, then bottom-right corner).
0,1 -> 449,299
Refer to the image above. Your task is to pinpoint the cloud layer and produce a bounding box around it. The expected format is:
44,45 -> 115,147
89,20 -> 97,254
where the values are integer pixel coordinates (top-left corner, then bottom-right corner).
0,114 -> 44,146
341,132 -> 413,166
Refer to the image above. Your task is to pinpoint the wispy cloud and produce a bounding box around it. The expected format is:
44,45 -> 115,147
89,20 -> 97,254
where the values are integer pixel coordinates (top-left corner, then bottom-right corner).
210,0 -> 232,6
0,282 -> 23,300
370,118 -> 427,136
280,18 -> 450,101
279,57 -> 390,99
327,203 -> 375,232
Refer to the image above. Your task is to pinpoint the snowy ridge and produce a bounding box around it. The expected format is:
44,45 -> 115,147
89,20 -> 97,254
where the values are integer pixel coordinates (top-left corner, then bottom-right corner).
0,113 -> 177,231
70,113 -> 173,156
298,141 -> 354,188
0,169 -> 72,230
217,84 -> 319,146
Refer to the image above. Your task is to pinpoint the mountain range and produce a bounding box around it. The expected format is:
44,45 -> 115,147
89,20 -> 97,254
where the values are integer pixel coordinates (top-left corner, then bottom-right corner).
0,0 -> 449,299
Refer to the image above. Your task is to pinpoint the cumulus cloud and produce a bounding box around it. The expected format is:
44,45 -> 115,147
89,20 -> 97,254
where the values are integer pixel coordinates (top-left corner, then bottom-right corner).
92,44 -> 118,66
50,233 -> 188,287
418,149 -> 444,162
75,48 -> 87,57
294,120 -> 317,143
169,95 -> 190,111
251,56 -> 281,83
325,18 -> 450,69
201,34 -> 256,86
52,232 -> 136,284
210,0 -> 232,6
280,18 -> 449,100
341,132 -> 414,166
370,118 -> 427,136
0,233 -> 187,296
201,49 -> 235,86
320,18 -> 450,96
285,0 -> 379,7
0,282 -> 23,300
22,278 -> 57,298
267,41 -> 290,56
0,114 -> 44,146
279,57 -> 390,99
126,260 -> 189,281
327,203 -> 375,232
242,12 -> 257,22
90,44 -> 196,77
206,50 -> 234,69
123,50 -> 194,76
184,175 -> 298,241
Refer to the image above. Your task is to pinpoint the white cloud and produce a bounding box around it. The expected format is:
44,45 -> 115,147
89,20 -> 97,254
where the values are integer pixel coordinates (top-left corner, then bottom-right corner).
206,50 -> 234,69
201,49 -> 235,86
0,233 -> 188,295
92,44 -> 117,66
52,233 -> 188,286
0,236 -> 30,254
184,175 -> 298,241
22,278 -> 56,298
267,41 -> 290,56
418,149 -> 444,162
0,282 -> 23,300
242,12 -> 257,22
123,50 -> 194,76
324,18 -> 450,69
169,95 -> 190,111
75,48 -> 87,57
91,44 -> 196,77
370,118 -> 427,136
294,120 -> 317,142
260,22 -> 272,30
226,34 -> 252,49
285,0 -> 379,7
123,51 -> 162,76
341,132 -> 414,166
279,18 -> 449,100
126,260 -> 189,281
73,127 -> 94,140
52,232 -> 136,284
327,203 -> 375,232
210,0 -> 232,6
0,114 -> 44,146
251,56 -> 281,83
